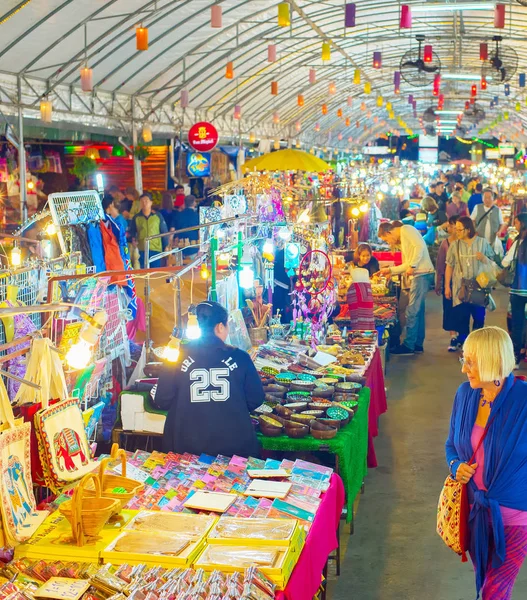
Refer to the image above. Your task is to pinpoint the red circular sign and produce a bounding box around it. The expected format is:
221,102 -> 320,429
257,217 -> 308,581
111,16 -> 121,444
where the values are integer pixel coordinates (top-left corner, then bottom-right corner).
188,122 -> 219,152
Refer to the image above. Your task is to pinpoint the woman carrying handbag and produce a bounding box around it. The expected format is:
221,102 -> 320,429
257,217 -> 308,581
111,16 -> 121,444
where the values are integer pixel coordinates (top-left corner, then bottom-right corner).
444,217 -> 496,347
443,327 -> 527,599
501,214 -> 527,368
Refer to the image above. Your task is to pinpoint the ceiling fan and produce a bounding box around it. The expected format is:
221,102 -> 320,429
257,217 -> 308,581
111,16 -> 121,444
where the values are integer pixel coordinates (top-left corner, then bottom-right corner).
400,35 -> 441,88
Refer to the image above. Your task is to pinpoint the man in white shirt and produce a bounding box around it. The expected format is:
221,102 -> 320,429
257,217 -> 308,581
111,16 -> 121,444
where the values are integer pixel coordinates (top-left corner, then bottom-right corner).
470,189 -> 506,247
378,222 -> 435,355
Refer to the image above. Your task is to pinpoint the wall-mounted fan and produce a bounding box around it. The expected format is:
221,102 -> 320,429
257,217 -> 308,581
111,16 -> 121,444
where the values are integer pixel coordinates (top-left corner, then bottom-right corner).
516,0 -> 527,6
481,36 -> 518,83
422,106 -> 438,122
425,125 -> 437,136
464,103 -> 486,124
400,35 -> 441,87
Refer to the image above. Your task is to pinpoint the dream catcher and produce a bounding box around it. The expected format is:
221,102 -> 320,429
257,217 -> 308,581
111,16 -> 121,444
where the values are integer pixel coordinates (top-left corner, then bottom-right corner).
292,250 -> 337,347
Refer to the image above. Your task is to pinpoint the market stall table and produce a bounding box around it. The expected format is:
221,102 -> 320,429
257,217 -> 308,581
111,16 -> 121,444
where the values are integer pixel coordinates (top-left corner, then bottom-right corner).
278,473 -> 344,600
258,387 -> 370,523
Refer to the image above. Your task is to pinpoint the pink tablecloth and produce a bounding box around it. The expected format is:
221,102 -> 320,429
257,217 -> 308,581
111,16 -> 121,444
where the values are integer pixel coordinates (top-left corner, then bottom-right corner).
365,348 -> 387,468
277,474 -> 345,600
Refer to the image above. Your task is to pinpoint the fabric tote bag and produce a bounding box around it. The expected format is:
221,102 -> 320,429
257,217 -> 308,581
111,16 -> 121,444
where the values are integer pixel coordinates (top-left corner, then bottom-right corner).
14,338 -> 68,486
456,242 -> 489,308
0,377 -> 47,547
34,397 -> 97,493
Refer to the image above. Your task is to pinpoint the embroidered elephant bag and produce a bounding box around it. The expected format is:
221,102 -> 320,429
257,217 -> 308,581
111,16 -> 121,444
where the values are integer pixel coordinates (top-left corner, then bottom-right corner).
34,397 -> 96,493
0,375 -> 47,547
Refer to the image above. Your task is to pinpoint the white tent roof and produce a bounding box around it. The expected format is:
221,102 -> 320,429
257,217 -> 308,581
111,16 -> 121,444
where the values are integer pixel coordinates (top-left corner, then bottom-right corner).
1,0 -> 527,145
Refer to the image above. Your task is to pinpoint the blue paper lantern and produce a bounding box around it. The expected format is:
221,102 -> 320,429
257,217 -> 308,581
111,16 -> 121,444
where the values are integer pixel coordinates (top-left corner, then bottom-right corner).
520,73 -> 526,88
504,84 -> 510,96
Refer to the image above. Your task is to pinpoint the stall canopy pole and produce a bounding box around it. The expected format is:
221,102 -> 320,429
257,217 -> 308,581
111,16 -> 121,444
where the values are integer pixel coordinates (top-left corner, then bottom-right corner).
210,236 -> 218,302
17,78 -> 27,224
131,98 -> 143,194
237,231 -> 243,307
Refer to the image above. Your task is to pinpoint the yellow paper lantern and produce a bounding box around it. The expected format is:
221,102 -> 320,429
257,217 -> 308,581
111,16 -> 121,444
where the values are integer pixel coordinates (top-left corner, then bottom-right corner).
386,102 -> 392,111
278,3 -> 290,26
353,69 -> 361,84
516,102 -> 521,112
364,82 -> 371,95
40,99 -> 52,123
249,132 -> 256,143
376,95 -> 383,107
80,67 -> 93,92
322,42 -> 331,61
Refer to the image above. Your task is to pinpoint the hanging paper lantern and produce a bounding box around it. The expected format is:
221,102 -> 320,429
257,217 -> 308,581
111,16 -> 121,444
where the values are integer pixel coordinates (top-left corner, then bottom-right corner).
345,3 -> 356,27
408,94 -> 414,104
271,81 -> 278,95
516,101 -> 521,112
471,84 -> 477,97
181,89 -> 189,108
433,74 -> 440,96
249,132 -> 256,143
373,51 -> 382,69
234,105 -> 241,120
40,98 -> 52,123
353,69 -> 361,84
321,104 -> 328,115
505,83 -> 510,96
322,42 -> 331,61
80,67 -> 93,92
297,94 -> 304,107
373,116 -> 379,124
85,147 -> 99,160
356,120 -> 360,127
424,45 -> 433,63
494,4 -> 505,29
338,133 -> 343,141
388,110 -> 395,119
481,76 -> 487,90
225,62 -> 234,79
480,43 -> 488,61
364,81 -> 371,94
309,68 -> 316,85
465,100 -> 470,110
376,95 -> 383,107
268,44 -> 277,62
211,5 -> 222,28
337,108 -> 343,118
386,101 -> 392,111
394,71 -> 401,94
345,117 -> 351,126
348,137 -> 353,143
347,96 -> 353,107
329,81 -> 336,94
520,73 -> 526,88
142,123 -> 152,143
367,110 -> 372,118
273,111 -> 280,124
136,26 -> 148,51
112,144 -> 126,157
504,110 -> 509,120
400,5 -> 412,29
278,3 -> 290,26
360,102 -> 366,111
295,121 -> 302,132
315,123 -> 320,132
274,139 -> 280,150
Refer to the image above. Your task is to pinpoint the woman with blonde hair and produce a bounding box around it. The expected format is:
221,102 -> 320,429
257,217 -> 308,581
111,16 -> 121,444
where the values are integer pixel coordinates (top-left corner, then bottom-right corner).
445,326 -> 527,599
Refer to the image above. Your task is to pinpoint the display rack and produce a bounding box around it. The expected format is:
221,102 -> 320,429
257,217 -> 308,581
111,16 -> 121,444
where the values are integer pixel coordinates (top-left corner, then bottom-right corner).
48,191 -> 105,254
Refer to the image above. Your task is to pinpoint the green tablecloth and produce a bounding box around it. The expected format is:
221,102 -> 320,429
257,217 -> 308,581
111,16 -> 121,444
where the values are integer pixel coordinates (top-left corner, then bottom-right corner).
257,387 -> 370,522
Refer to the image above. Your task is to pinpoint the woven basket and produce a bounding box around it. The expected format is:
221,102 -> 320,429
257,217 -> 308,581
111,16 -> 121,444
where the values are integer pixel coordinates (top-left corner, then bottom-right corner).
59,473 -> 119,546
84,443 -> 144,509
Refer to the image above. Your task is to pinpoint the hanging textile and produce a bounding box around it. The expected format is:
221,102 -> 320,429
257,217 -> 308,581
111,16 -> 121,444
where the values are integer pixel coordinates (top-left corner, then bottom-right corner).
105,215 -> 138,319
4,302 -> 38,398
71,225 -> 94,267
86,223 -> 106,272
99,221 -> 125,278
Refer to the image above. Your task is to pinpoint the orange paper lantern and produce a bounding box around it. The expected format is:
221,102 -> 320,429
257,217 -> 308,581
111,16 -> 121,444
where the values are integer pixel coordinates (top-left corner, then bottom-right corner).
271,81 -> 279,95
322,104 -> 328,115
297,94 -> 304,107
225,62 -> 234,79
136,27 -> 148,51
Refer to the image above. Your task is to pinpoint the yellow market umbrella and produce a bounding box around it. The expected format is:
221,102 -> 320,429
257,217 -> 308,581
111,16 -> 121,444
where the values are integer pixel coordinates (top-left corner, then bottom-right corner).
242,149 -> 332,172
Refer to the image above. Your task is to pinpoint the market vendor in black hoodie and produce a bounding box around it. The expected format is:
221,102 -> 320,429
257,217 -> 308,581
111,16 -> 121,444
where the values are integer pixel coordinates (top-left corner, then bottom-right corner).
154,301 -> 264,458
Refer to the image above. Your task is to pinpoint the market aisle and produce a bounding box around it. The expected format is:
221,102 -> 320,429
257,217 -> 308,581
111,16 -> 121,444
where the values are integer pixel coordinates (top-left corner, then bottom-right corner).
333,290 -> 527,600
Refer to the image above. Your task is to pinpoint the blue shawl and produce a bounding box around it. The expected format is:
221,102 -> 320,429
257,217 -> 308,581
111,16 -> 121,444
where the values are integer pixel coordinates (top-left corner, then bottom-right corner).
445,374 -> 527,597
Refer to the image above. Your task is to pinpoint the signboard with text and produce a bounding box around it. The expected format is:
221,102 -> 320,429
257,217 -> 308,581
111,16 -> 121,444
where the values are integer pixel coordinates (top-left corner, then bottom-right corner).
188,122 -> 219,152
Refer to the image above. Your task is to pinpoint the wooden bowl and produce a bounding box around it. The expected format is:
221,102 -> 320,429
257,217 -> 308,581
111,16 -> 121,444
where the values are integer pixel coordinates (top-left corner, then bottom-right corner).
283,402 -> 308,413
290,413 -> 316,426
274,405 -> 293,419
290,380 -> 317,393
310,419 -> 338,440
311,387 -> 334,399
258,415 -> 284,437
284,421 -> 310,438
335,381 -> 362,393
301,409 -> 325,418
264,384 -> 288,394
317,417 -> 342,429
285,391 -> 312,403
326,406 -> 351,426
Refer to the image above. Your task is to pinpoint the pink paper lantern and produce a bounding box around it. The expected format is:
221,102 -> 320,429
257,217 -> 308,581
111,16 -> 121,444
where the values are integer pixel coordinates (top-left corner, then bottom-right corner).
234,104 -> 241,120
309,68 -> 316,85
400,4 -> 411,29
347,96 -> 353,107
211,5 -> 222,28
180,89 -> 189,108
268,44 -> 277,62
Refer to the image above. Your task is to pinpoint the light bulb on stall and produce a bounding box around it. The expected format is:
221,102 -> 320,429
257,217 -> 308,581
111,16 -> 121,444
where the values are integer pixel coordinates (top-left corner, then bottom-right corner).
262,239 -> 275,261
66,340 -> 92,370
10,246 -> 21,267
186,313 -> 201,340
239,265 -> 255,289
278,228 -> 291,240
164,336 -> 181,362
376,192 -> 384,201
359,203 -> 369,213
200,263 -> 209,280
351,207 -> 360,217
27,181 -> 35,191
46,222 -> 57,236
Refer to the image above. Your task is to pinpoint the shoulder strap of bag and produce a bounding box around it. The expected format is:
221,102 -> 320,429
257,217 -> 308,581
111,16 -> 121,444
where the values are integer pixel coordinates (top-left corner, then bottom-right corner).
475,205 -> 496,228
456,240 -> 464,277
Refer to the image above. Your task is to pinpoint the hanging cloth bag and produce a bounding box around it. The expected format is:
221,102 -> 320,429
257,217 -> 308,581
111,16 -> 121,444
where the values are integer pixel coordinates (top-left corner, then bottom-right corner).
14,338 -> 68,486
456,241 -> 490,308
0,376 -> 47,547
497,242 -> 518,288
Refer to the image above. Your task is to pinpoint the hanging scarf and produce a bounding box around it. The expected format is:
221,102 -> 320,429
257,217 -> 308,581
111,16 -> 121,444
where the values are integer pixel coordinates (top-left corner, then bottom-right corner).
447,375 -> 527,597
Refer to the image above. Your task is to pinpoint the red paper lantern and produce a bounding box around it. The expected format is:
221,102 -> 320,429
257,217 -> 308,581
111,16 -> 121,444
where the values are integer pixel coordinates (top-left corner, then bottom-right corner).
480,43 -> 488,61
494,4 -> 505,29
465,101 -> 470,110
433,74 -> 440,96
400,5 -> 411,28
424,45 -> 433,63
471,84 -> 477,97
481,76 -> 487,90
